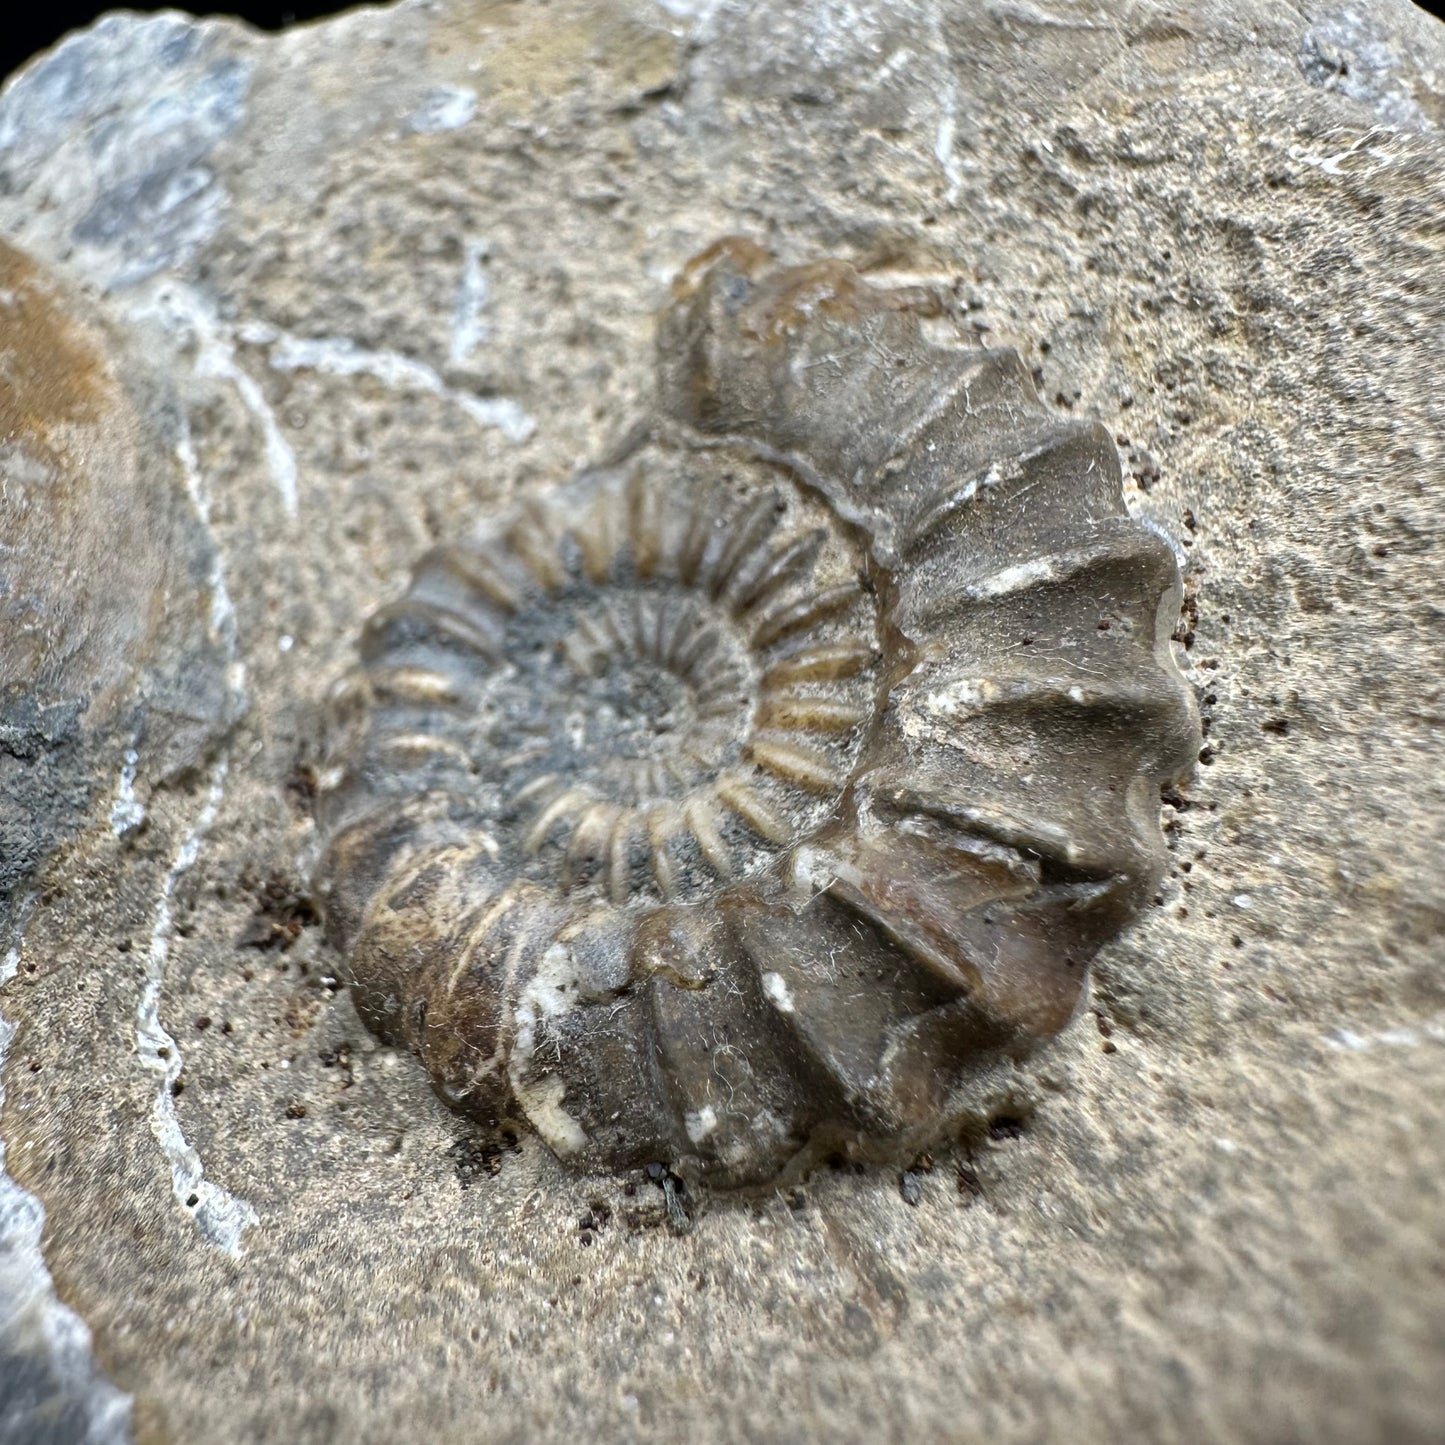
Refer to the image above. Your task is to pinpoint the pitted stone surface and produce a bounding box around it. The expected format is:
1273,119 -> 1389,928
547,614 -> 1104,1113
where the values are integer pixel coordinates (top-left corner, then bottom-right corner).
0,1 -> 1441,1441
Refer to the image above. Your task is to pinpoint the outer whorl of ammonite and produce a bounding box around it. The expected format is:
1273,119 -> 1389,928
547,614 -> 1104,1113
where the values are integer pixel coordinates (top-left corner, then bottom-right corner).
316,240 -> 1200,1187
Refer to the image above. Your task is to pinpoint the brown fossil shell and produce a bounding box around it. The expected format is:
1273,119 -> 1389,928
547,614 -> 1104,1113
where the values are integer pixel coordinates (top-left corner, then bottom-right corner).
0,239 -> 232,917
315,240 -> 1199,1186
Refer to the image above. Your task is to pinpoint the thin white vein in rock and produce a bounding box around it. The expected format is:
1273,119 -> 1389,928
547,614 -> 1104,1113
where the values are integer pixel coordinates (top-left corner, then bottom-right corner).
1140,515 -> 1188,568
1325,1015 -> 1445,1051
109,746 -> 146,837
1,894 -> 133,1444
136,758 -> 259,1257
201,345 -> 300,519
176,412 -> 249,701
138,284 -> 300,518
238,320 -> 536,443
450,237 -> 492,366
929,3 -> 966,204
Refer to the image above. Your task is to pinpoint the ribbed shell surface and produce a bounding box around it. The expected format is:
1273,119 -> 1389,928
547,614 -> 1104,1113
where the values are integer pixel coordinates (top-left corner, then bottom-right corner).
315,241 -> 1200,1186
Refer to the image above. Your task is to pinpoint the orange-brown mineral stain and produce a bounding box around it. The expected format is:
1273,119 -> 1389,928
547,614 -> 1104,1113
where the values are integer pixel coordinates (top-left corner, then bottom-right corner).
0,241 -> 169,714
0,240 -> 113,459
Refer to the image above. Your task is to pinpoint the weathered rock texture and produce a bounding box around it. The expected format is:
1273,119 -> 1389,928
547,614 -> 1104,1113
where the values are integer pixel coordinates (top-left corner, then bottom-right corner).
0,2 -> 1441,1442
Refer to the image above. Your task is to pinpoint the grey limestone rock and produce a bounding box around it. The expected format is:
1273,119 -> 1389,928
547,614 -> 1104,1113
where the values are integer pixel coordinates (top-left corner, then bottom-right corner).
0,1 -> 1441,1441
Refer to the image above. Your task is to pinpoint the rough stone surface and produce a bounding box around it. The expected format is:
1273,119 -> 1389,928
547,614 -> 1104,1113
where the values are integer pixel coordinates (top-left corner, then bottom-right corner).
0,1 -> 1441,1441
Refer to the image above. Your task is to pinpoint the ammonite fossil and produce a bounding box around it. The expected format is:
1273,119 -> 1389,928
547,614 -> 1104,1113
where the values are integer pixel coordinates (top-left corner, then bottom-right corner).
316,240 -> 1199,1187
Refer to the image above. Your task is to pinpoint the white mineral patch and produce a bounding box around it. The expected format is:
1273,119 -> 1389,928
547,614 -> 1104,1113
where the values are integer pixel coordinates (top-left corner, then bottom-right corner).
920,677 -> 995,718
654,0 -> 720,20
929,2 -> 968,204
509,948 -> 590,1153
966,556 -> 1060,600
761,971 -> 795,1014
406,85 -> 477,133
514,1073 -> 588,1156
714,1106 -> 792,1171
934,104 -> 959,200
684,1105 -> 719,1143
788,844 -> 836,897
523,943 -> 585,1024
136,757 -> 259,1256
948,474 -> 983,509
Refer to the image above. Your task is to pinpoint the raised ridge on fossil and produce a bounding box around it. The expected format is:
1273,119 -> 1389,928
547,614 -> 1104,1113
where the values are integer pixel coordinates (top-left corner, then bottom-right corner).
315,238 -> 1200,1187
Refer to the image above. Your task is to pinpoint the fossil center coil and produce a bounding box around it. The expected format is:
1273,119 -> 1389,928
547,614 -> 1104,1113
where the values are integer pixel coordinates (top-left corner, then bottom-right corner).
335,456 -> 879,912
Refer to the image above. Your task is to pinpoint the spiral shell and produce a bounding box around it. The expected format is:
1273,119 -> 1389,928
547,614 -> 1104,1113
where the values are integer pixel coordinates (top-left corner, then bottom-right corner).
316,240 -> 1199,1186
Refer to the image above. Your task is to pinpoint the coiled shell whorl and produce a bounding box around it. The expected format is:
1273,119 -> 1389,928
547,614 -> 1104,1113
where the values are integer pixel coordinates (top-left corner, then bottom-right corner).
315,240 -> 1199,1186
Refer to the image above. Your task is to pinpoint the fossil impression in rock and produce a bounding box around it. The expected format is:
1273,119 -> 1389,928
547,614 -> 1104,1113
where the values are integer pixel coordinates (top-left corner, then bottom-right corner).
0,238 -> 231,920
316,240 -> 1199,1186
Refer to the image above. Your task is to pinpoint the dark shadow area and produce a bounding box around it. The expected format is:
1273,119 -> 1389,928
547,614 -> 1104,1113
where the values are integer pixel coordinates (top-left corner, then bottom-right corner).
2,2 -> 352,87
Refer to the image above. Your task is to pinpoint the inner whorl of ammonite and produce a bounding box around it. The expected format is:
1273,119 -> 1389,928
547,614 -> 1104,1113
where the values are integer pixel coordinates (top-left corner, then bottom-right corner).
316,239 -> 1200,1190
327,451 -> 877,910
